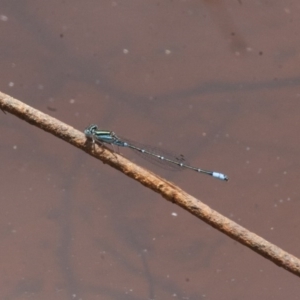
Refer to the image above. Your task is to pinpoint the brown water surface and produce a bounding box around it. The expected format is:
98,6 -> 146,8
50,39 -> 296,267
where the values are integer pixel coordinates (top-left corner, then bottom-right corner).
0,1 -> 300,299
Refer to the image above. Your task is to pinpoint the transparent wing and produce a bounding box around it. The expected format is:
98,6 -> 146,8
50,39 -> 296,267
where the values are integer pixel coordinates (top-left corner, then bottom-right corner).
118,136 -> 191,172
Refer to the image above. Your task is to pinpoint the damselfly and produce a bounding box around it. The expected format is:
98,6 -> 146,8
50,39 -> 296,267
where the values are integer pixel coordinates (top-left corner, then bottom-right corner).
84,124 -> 228,181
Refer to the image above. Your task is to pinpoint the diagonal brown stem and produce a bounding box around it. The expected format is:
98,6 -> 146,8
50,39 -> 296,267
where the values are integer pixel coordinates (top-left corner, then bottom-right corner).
1,91 -> 300,277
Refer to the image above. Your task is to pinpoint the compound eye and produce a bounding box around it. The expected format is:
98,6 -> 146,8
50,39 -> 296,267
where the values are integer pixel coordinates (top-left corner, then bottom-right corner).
90,124 -> 98,132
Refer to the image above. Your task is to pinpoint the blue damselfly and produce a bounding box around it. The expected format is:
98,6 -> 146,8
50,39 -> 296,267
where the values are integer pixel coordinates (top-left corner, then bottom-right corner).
84,124 -> 228,181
